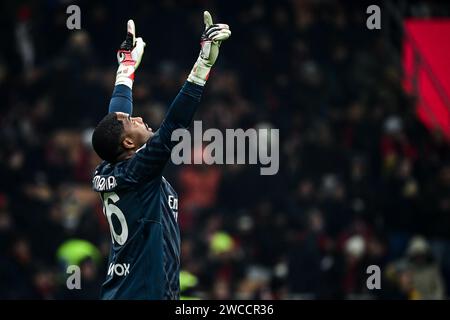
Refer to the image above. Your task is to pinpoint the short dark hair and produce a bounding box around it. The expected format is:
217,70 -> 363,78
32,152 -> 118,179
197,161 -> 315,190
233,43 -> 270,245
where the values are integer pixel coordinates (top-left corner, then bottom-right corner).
92,113 -> 124,163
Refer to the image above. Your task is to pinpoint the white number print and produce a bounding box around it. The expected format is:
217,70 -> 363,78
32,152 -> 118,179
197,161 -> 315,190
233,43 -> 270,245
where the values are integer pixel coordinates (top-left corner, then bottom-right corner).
102,192 -> 128,245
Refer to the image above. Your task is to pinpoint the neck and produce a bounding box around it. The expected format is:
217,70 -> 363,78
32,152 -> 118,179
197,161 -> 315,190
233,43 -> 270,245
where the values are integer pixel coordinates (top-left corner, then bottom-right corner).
116,150 -> 135,162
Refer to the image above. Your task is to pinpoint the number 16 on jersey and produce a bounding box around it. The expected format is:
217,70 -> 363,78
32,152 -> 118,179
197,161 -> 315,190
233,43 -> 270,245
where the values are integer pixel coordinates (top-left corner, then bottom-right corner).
102,192 -> 129,246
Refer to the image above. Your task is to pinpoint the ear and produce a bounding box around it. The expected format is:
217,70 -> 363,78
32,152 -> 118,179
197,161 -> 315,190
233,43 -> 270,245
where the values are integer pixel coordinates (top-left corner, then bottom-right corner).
122,137 -> 135,150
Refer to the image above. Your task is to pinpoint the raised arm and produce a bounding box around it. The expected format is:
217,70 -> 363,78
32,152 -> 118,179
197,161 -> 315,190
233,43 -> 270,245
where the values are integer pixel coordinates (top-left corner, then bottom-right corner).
122,11 -> 231,182
108,20 -> 145,115
156,11 -> 231,145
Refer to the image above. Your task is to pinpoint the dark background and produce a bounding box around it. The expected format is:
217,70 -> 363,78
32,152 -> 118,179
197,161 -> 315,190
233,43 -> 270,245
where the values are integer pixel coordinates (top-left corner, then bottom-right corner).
0,0 -> 449,299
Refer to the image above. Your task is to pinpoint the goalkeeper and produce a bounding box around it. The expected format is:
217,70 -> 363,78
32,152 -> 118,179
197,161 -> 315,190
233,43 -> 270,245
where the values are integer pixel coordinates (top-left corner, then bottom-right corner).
91,12 -> 230,299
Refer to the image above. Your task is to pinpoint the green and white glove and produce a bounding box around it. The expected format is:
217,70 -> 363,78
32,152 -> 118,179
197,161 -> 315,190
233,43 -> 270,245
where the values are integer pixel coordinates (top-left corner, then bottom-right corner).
187,11 -> 231,86
115,19 -> 146,89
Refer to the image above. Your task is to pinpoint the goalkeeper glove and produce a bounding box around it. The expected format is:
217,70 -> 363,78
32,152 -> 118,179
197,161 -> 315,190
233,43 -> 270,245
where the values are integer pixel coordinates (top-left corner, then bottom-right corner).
115,19 -> 146,89
187,11 -> 231,86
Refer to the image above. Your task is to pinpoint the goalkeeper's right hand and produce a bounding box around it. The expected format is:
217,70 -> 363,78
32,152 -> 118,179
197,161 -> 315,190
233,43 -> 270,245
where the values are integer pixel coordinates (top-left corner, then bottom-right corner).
188,11 -> 231,86
115,19 -> 146,89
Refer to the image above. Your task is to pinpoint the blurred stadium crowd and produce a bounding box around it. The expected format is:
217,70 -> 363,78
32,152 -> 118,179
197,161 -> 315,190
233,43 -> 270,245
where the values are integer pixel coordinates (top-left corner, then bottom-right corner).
0,0 -> 449,299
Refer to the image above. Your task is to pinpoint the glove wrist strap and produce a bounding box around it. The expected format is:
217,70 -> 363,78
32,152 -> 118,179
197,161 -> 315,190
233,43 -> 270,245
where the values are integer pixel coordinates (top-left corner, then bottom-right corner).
187,58 -> 211,86
115,64 -> 135,89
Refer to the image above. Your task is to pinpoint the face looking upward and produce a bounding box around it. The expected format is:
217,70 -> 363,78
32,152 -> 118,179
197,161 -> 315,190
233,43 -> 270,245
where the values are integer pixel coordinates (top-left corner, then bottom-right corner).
116,112 -> 154,154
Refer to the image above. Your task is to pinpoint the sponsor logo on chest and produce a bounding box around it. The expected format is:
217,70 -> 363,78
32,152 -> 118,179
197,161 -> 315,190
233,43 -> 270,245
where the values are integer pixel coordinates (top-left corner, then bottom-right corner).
107,263 -> 130,276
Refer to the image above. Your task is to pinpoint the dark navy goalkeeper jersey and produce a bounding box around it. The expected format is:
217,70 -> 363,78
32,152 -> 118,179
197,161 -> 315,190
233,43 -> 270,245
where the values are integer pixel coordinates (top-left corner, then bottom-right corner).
92,81 -> 203,300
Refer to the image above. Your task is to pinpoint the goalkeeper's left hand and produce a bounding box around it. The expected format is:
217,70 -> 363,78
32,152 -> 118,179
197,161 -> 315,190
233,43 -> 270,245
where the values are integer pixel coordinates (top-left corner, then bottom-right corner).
115,19 -> 146,89
188,11 -> 231,86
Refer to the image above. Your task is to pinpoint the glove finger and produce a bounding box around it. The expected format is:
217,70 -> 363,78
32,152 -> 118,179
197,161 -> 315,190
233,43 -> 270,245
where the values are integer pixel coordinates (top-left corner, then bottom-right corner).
117,51 -> 125,64
206,26 -> 230,39
132,37 -> 146,68
204,11 -> 213,29
206,24 -> 229,32
205,25 -> 223,37
215,23 -> 229,30
211,30 -> 231,41
127,19 -> 136,46
205,24 -> 229,35
133,38 -> 145,61
135,37 -> 146,49
212,34 -> 229,42
208,28 -> 230,37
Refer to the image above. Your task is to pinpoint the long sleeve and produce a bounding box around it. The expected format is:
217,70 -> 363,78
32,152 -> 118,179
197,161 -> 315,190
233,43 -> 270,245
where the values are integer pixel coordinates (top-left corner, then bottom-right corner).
108,84 -> 133,114
157,81 -> 204,147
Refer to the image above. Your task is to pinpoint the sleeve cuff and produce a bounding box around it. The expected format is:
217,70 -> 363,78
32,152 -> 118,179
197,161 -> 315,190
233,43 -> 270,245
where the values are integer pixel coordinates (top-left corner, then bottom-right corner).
181,80 -> 204,101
